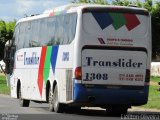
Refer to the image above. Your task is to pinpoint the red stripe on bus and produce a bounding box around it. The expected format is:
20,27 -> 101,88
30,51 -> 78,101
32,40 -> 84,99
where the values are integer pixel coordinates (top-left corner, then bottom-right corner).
37,46 -> 47,97
124,14 -> 140,31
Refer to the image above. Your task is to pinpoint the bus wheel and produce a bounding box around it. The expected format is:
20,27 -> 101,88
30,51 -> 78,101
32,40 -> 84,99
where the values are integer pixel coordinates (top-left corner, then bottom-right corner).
106,106 -> 128,116
52,85 -> 64,113
18,85 -> 30,107
49,87 -> 54,112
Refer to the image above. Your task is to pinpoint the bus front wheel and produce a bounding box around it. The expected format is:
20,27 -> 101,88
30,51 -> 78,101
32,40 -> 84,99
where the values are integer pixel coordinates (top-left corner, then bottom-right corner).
18,85 -> 30,107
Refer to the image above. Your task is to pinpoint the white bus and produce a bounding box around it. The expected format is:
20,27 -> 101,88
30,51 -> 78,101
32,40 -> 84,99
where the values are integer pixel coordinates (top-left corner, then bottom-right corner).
4,4 -> 151,115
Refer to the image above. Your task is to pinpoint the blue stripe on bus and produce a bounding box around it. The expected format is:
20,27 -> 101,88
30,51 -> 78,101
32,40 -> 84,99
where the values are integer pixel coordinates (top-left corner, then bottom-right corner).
50,46 -> 59,74
92,12 -> 113,30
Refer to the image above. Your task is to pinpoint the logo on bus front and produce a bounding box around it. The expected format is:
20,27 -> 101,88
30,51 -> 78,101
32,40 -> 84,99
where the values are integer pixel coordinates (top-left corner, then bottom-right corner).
24,52 -> 39,65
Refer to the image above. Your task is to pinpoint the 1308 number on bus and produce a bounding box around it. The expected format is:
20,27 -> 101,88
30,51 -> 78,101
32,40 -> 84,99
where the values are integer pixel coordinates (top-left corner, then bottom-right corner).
84,73 -> 108,81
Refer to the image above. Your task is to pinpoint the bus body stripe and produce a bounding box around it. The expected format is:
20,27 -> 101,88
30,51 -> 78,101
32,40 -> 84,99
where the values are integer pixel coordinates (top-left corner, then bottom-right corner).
124,14 -> 140,31
37,46 -> 59,97
43,46 -> 52,84
51,46 -> 59,74
109,13 -> 126,30
92,12 -> 140,31
37,46 -> 47,97
92,12 -> 112,30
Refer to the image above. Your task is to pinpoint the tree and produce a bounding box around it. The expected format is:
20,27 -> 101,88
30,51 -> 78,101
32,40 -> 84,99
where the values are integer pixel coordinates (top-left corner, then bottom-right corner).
151,2 -> 160,59
0,20 -> 7,43
0,20 -> 7,61
72,0 -> 91,3
72,0 -> 107,4
92,0 -> 106,4
112,0 -> 130,6
0,20 -> 16,61
134,0 -> 143,8
143,0 -> 152,12
6,20 -> 16,41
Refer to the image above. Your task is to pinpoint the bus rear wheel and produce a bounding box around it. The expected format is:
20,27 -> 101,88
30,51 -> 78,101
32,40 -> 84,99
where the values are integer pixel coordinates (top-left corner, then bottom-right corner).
49,85 -> 64,113
18,85 -> 30,107
49,87 -> 54,111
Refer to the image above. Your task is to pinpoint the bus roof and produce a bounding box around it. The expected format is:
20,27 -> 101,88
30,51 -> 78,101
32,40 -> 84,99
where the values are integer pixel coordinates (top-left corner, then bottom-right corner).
16,3 -> 148,25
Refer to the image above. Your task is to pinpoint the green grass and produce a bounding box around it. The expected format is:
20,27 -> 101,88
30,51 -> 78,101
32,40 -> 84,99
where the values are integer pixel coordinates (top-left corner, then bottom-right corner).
0,74 -> 10,95
141,85 -> 160,109
150,76 -> 160,83
140,76 -> 160,109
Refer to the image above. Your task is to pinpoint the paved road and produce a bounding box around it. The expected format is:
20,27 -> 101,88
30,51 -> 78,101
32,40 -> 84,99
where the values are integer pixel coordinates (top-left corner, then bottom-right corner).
0,94 -> 160,120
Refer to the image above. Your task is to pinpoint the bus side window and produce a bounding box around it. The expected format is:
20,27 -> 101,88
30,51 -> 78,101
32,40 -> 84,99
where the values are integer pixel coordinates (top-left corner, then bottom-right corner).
17,23 -> 26,49
68,13 -> 77,44
23,22 -> 31,48
30,20 -> 40,47
47,17 -> 56,46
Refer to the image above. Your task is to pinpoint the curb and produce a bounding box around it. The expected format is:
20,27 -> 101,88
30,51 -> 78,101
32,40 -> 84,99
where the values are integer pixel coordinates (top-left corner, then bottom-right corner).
129,107 -> 160,113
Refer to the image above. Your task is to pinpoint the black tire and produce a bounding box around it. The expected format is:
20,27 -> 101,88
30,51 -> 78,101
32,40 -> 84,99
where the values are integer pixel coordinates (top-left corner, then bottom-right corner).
52,85 -> 64,113
106,106 -> 128,116
49,87 -> 54,112
18,85 -> 30,107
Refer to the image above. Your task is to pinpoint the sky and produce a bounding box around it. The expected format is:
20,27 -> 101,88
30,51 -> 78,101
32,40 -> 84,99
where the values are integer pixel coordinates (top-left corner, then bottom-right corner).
0,0 -> 71,21
0,0 -> 160,22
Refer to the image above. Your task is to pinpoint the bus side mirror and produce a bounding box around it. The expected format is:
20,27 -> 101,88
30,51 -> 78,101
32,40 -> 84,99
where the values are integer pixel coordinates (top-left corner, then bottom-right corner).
4,40 -> 12,61
4,45 -> 11,61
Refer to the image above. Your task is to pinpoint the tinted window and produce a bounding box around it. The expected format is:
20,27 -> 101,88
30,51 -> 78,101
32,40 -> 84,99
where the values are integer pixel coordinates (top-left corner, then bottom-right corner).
15,13 -> 77,50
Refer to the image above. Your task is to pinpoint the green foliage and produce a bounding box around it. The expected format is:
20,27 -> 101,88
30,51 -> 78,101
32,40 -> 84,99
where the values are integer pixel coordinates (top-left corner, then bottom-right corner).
151,2 -> 160,58
72,0 -> 107,4
72,0 -> 91,3
0,20 -> 16,61
134,0 -> 143,8
143,0 -> 152,11
5,20 -> 16,40
0,20 -> 16,42
0,20 -> 7,61
0,20 -> 7,43
112,0 -> 130,6
92,0 -> 106,4
79,0 -> 90,3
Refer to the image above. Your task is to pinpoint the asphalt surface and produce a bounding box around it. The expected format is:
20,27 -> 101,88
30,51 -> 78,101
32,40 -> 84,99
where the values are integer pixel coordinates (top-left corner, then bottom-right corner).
0,94 -> 160,120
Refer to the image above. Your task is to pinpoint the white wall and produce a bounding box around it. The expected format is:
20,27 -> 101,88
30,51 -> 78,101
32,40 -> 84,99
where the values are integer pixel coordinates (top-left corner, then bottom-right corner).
151,62 -> 160,76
